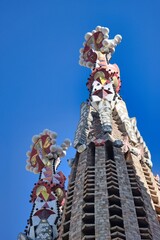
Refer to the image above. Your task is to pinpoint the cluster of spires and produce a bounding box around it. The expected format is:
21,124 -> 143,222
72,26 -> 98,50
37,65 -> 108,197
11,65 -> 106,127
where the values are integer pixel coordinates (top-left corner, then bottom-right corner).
18,25 -> 156,240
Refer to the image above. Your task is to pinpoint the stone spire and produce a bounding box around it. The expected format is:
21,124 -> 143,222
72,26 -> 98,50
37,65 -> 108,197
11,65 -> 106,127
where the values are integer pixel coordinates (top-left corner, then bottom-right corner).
58,26 -> 160,240
74,26 -> 152,169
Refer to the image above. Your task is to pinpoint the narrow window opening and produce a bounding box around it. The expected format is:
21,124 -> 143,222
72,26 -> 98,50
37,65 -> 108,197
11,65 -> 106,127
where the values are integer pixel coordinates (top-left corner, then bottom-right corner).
87,142 -> 95,166
105,141 -> 114,160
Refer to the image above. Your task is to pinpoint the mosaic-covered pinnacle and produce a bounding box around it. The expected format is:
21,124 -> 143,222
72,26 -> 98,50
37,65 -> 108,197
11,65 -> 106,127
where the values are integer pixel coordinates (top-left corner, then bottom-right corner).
26,129 -> 71,174
18,130 -> 71,240
79,26 -> 122,68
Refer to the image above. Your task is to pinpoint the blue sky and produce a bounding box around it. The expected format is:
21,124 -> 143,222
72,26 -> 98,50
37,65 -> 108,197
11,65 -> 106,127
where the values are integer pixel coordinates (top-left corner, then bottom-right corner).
1,0 -> 160,239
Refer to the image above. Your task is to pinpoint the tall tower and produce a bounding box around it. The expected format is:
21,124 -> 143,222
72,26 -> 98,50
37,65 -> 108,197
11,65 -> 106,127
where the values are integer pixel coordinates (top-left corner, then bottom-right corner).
59,26 -> 160,240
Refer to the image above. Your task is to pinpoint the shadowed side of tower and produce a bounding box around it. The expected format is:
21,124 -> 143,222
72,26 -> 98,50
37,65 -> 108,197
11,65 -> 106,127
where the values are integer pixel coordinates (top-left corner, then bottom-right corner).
58,26 -> 160,240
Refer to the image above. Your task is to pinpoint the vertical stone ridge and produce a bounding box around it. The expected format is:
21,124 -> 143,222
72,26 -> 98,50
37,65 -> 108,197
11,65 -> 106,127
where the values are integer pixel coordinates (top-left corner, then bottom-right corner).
113,147 -> 141,240
95,146 -> 111,240
131,154 -> 160,240
68,150 -> 88,240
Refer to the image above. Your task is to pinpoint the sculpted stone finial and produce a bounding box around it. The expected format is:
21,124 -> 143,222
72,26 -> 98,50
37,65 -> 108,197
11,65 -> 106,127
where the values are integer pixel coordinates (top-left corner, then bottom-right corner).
79,26 -> 122,68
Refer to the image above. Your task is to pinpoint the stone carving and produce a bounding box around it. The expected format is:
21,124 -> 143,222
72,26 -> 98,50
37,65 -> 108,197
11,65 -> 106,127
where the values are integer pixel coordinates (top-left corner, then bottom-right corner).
74,102 -> 92,152
130,118 -> 152,167
114,99 -> 138,144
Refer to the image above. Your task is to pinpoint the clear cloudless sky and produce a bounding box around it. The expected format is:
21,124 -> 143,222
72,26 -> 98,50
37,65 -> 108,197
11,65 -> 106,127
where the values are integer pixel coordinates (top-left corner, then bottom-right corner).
0,0 -> 160,239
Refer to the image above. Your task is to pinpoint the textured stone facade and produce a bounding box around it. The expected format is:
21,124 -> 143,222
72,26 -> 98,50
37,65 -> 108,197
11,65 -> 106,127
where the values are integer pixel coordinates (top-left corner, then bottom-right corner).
58,117 -> 160,240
